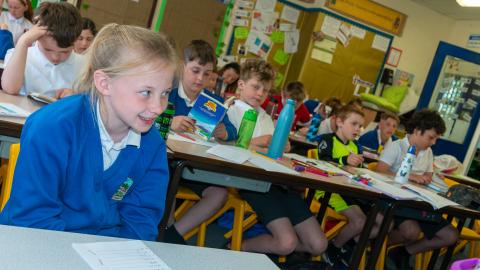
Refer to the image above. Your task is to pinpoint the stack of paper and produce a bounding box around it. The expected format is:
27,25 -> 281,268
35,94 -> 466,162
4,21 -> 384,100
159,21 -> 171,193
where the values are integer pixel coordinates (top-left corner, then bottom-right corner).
72,240 -> 171,270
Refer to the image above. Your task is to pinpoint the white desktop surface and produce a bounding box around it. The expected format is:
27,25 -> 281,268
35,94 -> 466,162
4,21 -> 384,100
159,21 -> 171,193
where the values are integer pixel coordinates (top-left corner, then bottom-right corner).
0,225 -> 279,270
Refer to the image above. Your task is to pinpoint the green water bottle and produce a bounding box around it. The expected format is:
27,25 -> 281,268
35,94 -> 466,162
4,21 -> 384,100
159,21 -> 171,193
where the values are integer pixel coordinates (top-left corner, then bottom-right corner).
154,102 -> 175,140
236,109 -> 258,149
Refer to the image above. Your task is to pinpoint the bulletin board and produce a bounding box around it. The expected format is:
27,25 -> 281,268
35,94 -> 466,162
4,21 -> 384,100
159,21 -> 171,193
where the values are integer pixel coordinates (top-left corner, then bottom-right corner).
297,10 -> 393,102
227,0 -> 306,91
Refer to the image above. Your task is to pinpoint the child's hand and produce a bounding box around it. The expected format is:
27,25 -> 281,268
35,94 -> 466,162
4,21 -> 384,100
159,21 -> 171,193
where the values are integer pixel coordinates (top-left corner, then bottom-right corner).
409,174 -> 432,185
298,127 -> 308,136
55,88 -> 73,99
213,123 -> 228,141
250,135 -> 271,148
171,116 -> 196,133
347,153 -> 364,166
0,23 -> 8,30
18,24 -> 47,47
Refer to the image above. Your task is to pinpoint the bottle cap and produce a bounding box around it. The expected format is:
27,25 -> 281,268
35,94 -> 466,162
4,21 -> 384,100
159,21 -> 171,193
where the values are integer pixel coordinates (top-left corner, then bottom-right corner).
243,109 -> 258,121
408,144 -> 416,154
286,99 -> 295,106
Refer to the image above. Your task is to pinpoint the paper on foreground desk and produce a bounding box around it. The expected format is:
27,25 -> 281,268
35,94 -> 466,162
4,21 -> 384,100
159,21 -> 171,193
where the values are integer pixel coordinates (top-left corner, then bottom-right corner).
0,225 -> 279,270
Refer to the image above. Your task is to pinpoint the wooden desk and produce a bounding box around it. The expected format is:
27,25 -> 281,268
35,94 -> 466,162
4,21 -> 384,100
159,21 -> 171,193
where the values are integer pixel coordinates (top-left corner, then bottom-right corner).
0,91 -> 41,137
165,139 -> 480,270
0,224 -> 279,270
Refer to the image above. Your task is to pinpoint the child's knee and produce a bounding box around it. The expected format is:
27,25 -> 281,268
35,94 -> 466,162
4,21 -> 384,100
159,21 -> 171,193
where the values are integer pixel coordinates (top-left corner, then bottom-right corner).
350,215 -> 366,234
309,236 -> 328,255
400,221 -> 421,241
202,186 -> 228,204
275,234 -> 299,255
439,225 -> 458,246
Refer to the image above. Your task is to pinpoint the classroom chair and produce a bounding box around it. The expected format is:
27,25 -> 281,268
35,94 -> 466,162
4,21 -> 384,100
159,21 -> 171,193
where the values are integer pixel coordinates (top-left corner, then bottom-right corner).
175,186 -> 257,251
0,143 -> 19,211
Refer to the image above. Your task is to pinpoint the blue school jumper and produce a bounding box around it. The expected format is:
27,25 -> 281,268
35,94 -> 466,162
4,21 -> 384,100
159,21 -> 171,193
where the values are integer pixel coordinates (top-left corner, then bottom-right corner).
168,88 -> 237,141
358,128 -> 398,152
0,29 -> 13,60
0,94 -> 169,241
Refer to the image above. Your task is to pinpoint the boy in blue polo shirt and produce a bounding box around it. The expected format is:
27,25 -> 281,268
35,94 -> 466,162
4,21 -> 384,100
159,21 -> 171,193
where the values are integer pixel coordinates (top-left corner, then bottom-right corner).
166,40 -> 237,243
359,111 -> 399,153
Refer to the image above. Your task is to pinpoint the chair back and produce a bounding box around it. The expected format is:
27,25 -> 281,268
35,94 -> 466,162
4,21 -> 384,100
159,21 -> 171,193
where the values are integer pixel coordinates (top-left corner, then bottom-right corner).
307,148 -> 319,160
367,162 -> 378,171
0,143 -> 19,211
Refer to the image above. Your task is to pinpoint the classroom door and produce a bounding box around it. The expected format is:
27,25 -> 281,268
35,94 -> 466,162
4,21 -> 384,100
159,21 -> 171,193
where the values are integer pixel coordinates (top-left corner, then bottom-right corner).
417,41 -> 480,162
78,0 -> 157,28
160,0 -> 226,54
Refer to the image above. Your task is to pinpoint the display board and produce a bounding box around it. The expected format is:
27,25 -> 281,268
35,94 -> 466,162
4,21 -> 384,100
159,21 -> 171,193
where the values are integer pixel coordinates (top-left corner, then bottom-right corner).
227,0 -> 306,91
297,10 -> 393,102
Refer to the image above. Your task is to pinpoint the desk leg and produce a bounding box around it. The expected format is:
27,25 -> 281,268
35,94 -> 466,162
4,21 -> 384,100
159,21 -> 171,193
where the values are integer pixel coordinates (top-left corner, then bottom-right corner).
315,192 -> 331,224
439,217 -> 465,270
157,160 -> 189,242
350,202 -> 379,269
365,201 -> 395,270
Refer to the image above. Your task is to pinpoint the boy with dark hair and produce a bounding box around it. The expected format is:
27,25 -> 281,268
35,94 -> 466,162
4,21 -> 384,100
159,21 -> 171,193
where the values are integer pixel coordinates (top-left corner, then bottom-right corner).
166,39 -> 237,243
1,2 -> 83,98
376,109 -> 458,269
261,81 -> 310,129
227,59 -> 327,257
359,111 -> 399,153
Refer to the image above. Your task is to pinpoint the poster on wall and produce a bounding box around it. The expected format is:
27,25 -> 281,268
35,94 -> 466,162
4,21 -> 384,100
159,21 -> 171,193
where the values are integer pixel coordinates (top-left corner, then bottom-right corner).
467,34 -> 480,49
393,69 -> 415,87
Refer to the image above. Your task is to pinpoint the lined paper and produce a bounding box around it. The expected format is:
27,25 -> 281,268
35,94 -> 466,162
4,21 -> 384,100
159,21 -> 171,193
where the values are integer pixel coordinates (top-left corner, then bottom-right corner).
72,240 -> 171,270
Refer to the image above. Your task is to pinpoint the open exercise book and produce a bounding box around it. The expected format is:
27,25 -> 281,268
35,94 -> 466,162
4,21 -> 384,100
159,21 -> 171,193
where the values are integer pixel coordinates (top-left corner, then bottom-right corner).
0,103 -> 30,117
72,240 -> 171,270
352,168 -> 458,210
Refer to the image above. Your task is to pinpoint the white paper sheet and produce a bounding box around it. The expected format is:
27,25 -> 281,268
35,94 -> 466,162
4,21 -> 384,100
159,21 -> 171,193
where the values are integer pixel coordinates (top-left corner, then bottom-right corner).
372,34 -> 389,52
350,26 -> 366,39
237,0 -> 254,9
402,184 -> 459,210
206,145 -> 251,164
72,241 -> 171,270
321,16 -> 341,38
249,153 -> 299,175
279,23 -> 295,31
167,132 -> 217,147
255,0 -> 276,11
280,5 -> 300,24
251,10 -> 278,34
246,30 -> 272,58
0,103 -> 31,117
284,29 -> 299,53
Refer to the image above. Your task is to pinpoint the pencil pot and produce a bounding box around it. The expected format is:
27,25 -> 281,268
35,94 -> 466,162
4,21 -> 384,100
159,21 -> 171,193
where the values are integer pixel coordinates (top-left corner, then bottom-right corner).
268,99 -> 295,159
154,102 -> 175,140
236,109 -> 258,149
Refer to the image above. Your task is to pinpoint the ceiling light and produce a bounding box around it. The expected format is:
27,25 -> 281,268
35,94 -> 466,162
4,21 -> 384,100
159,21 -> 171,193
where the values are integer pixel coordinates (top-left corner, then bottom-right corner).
456,0 -> 480,7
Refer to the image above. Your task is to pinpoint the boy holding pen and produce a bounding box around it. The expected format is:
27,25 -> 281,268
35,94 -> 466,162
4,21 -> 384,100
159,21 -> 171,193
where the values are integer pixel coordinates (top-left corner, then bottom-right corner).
315,105 -> 383,267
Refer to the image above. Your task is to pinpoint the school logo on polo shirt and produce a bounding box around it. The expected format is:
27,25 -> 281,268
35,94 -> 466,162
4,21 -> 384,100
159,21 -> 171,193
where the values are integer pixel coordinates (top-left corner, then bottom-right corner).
112,177 -> 134,201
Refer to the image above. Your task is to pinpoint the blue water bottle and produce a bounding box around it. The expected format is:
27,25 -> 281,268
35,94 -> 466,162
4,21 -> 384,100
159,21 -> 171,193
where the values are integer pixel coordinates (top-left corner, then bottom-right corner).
306,113 -> 322,142
268,99 -> 295,159
394,144 -> 416,184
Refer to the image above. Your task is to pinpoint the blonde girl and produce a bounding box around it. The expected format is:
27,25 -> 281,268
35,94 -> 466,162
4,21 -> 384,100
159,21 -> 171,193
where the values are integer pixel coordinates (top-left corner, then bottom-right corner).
0,24 -> 177,241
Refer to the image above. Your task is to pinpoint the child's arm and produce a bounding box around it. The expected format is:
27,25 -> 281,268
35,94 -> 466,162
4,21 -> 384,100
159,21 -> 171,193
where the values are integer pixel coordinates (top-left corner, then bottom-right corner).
1,24 -> 47,95
117,143 -> 169,240
213,123 -> 228,141
250,134 -> 271,149
376,161 -> 433,184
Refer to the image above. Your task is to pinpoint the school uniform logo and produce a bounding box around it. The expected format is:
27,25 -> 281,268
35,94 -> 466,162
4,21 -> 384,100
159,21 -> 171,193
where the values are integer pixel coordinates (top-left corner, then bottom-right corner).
112,177 -> 134,201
